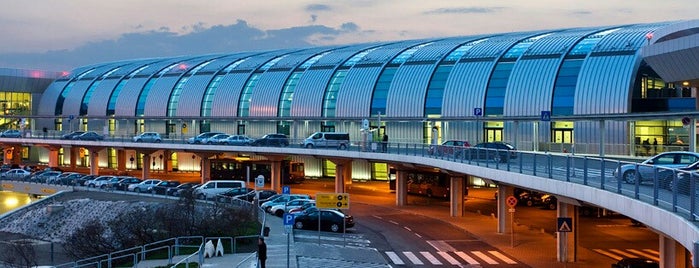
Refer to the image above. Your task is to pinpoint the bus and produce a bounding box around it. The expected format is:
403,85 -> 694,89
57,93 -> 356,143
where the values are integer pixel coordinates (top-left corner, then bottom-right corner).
210,159 -> 305,184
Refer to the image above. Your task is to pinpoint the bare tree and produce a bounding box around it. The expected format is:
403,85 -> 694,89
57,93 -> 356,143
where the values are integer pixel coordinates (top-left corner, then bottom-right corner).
0,240 -> 37,268
62,220 -> 117,259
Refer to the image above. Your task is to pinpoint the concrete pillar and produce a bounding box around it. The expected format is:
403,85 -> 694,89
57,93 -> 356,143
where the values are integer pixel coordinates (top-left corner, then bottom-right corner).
142,154 -> 151,180
48,148 -> 59,168
396,170 -> 408,206
599,120 -> 606,157
270,159 -> 282,193
449,176 -> 464,217
69,147 -> 77,169
88,148 -> 100,175
164,150 -> 172,173
556,203 -> 576,262
2,147 -> 10,165
201,157 -> 211,184
496,185 -> 514,233
329,158 -> 352,193
689,118 -> 696,153
659,235 -> 688,268
116,149 -> 126,173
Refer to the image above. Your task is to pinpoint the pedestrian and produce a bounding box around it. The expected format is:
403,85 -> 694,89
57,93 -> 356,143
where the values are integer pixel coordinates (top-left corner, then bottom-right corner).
382,133 -> 388,152
652,138 -> 658,154
257,236 -> 267,268
642,138 -> 651,155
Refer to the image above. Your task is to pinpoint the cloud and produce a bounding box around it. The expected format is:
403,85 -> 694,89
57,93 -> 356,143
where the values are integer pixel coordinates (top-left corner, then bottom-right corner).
0,19 -> 352,71
424,7 -> 505,15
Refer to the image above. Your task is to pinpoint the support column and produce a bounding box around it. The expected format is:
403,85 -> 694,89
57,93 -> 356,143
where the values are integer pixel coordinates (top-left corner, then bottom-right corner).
395,169 -> 407,206
164,150 -> 172,173
659,235 -> 686,268
88,148 -> 100,175
142,154 -> 151,180
329,158 -> 352,193
449,176 -> 464,217
260,155 -> 286,193
689,118 -> 696,153
48,148 -> 60,168
556,203 -> 577,262
599,120 -> 606,157
497,185 -> 514,233
69,147 -> 78,169
2,147 -> 12,165
116,149 -> 126,173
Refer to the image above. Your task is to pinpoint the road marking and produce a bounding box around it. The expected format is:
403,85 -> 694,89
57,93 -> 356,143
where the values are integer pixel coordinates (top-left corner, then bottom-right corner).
385,251 -> 404,265
437,251 -> 460,265
404,226 -> 412,231
372,215 -> 383,220
472,251 -> 498,264
388,220 -> 399,225
427,240 -> 457,252
414,233 -> 422,238
593,249 -> 623,260
403,251 -> 423,265
489,250 -> 517,264
455,251 -> 479,264
420,251 -> 442,265
628,249 -> 659,262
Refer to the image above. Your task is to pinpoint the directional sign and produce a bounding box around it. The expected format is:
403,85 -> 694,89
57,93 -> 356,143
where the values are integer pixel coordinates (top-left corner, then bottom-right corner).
255,175 -> 264,188
282,185 -> 290,195
557,217 -> 572,232
283,213 -> 295,226
473,108 -> 483,117
316,193 -> 350,209
541,111 -> 551,122
505,195 -> 518,208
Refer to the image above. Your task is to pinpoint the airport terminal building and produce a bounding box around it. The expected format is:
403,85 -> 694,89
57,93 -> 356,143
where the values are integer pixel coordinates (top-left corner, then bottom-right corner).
4,19 -> 699,181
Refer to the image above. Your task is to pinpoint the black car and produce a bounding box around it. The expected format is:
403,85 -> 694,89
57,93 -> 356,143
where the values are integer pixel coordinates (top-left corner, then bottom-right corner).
61,131 -> 85,140
114,177 -> 142,191
73,131 -> 104,141
237,190 -> 279,202
166,182 -> 199,196
467,142 -> 517,163
150,180 -> 181,195
216,187 -> 254,203
611,258 -> 659,268
73,174 -> 97,186
293,209 -> 355,233
250,133 -> 289,147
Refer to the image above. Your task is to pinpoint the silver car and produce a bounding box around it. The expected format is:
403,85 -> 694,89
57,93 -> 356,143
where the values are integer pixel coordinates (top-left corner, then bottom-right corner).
614,151 -> 699,186
0,169 -> 30,180
132,132 -> 162,143
221,135 -> 253,146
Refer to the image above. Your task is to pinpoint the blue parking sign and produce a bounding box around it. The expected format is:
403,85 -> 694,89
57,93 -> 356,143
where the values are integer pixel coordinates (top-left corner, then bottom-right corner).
474,108 -> 483,117
282,185 -> 290,195
283,213 -> 295,226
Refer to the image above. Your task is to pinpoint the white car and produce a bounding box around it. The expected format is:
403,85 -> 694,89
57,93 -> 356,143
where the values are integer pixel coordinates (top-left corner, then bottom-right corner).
0,169 -> 30,180
128,179 -> 162,193
260,194 -> 312,213
268,199 -> 314,217
132,132 -> 162,143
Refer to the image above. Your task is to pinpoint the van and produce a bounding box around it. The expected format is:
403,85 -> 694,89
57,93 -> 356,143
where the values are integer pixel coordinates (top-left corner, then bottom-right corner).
193,180 -> 246,199
303,132 -> 350,149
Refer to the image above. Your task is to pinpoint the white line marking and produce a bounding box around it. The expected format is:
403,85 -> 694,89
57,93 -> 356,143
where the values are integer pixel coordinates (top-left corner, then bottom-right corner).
593,249 -> 623,261
455,251 -> 479,264
610,249 -> 636,258
427,240 -> 457,252
403,251 -> 423,265
404,226 -> 412,232
489,251 -> 517,264
388,220 -> 399,225
472,251 -> 498,264
628,249 -> 659,262
420,251 -> 442,265
437,251 -> 460,265
372,215 -> 383,220
415,233 -> 422,238
385,251 -> 404,265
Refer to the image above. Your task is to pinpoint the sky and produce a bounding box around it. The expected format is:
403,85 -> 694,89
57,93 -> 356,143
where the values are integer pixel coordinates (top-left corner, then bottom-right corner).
1,0 -> 697,72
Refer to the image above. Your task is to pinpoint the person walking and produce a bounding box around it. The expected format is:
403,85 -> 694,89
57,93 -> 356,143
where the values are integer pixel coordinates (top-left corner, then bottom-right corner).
382,133 -> 388,152
257,236 -> 267,268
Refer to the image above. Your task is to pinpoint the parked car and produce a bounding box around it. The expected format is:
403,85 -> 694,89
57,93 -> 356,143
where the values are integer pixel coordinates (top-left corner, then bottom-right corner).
192,180 -> 245,200
666,160 -> 699,195
467,142 -> 517,163
128,179 -> 162,193
289,201 -> 317,215
73,131 -> 104,141
613,151 -> 699,186
260,194 -> 312,212
0,169 -> 31,180
166,182 -> 200,196
250,133 -> 289,147
31,171 -> 62,183
55,172 -> 85,185
293,209 -> 355,233
85,175 -> 118,188
216,187 -> 254,203
114,176 -> 142,191
611,257 -> 659,268
269,199 -> 314,217
0,129 -> 22,138
204,134 -> 230,144
150,180 -> 181,195
73,174 -> 97,186
61,131 -> 85,140
221,135 -> 253,146
132,132 -> 162,143
302,132 -> 350,149
428,140 -> 471,156
236,190 -> 278,202
540,194 -> 557,210
187,132 -> 225,144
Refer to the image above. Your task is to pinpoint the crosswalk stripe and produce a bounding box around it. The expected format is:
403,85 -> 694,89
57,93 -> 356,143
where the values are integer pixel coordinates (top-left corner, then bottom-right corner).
437,251 -> 460,265
420,251 -> 442,265
610,249 -> 637,258
385,251 -> 404,265
472,251 -> 499,264
593,249 -> 623,261
455,251 -> 479,265
628,249 -> 659,262
403,251 -> 423,265
489,250 -> 517,264
427,240 -> 457,251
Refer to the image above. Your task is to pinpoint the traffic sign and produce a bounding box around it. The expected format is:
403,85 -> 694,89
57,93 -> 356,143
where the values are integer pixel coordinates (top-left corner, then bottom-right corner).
283,213 -> 295,226
682,117 -> 691,126
541,111 -> 551,122
255,175 -> 264,188
473,108 -> 483,117
282,185 -> 290,195
316,193 -> 350,209
557,217 -> 572,232
505,195 -> 518,208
